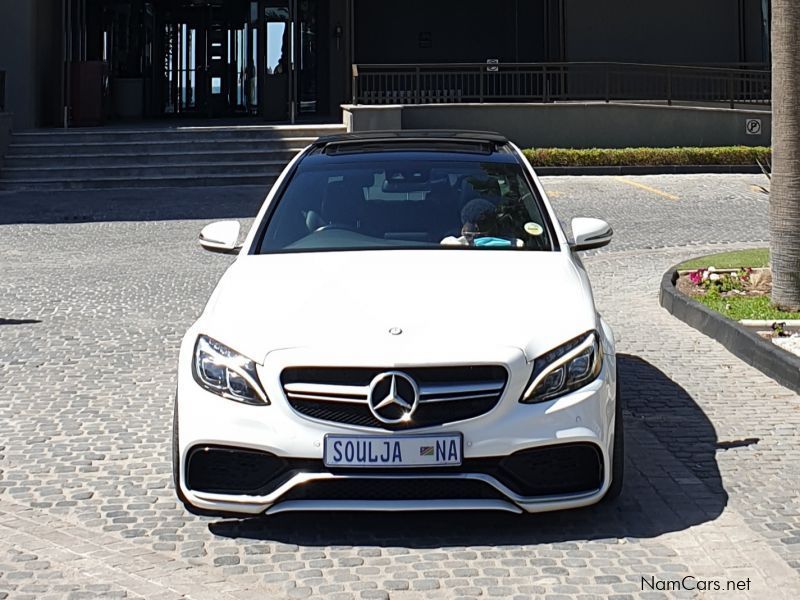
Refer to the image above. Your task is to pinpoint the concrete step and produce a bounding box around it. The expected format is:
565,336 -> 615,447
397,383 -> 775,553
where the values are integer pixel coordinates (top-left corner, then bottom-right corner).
0,172 -> 280,191
1,160 -> 287,181
3,148 -> 303,168
6,137 -> 316,156
10,124 -> 345,144
0,123 -> 344,190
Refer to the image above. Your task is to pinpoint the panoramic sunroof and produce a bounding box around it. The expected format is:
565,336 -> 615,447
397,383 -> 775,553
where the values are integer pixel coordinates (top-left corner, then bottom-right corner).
321,139 -> 497,156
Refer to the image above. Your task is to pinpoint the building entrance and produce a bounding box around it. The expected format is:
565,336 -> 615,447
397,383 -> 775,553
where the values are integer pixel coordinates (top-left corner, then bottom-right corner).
159,0 -> 254,117
69,0 -> 336,123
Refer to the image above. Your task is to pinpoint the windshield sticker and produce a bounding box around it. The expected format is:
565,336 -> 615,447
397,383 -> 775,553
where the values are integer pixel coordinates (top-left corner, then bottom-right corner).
524,222 -> 544,236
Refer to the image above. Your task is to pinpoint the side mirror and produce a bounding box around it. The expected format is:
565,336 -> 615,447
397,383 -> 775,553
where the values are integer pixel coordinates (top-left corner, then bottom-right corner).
570,218 -> 613,251
199,221 -> 242,254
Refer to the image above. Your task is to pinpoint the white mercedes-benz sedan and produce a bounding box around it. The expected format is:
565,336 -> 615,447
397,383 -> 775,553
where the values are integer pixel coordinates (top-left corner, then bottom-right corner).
173,130 -> 621,516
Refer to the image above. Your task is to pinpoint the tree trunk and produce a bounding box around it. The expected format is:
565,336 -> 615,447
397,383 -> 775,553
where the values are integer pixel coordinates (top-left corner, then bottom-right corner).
771,0 -> 800,311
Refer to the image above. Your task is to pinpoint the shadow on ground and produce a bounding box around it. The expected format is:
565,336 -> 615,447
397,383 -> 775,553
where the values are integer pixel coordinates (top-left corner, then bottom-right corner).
208,354 -> 729,547
0,187 -> 267,225
0,319 -> 42,326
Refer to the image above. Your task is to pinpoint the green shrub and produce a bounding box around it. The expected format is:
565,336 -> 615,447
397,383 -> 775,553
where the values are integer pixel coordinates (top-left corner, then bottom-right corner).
522,147 -> 771,168
696,294 -> 800,321
679,248 -> 770,270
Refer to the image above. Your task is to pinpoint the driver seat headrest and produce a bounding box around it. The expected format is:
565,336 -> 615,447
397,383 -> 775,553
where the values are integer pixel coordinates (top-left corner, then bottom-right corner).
321,176 -> 367,225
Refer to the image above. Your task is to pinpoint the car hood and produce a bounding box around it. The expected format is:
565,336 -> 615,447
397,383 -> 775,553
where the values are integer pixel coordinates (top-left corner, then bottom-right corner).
200,250 -> 598,363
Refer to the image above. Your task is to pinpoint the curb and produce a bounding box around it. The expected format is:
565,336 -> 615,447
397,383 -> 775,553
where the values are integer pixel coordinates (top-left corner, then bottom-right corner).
659,266 -> 800,394
535,165 -> 762,176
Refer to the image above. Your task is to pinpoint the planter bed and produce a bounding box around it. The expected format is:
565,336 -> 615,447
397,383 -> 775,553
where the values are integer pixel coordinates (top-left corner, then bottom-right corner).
660,266 -> 800,394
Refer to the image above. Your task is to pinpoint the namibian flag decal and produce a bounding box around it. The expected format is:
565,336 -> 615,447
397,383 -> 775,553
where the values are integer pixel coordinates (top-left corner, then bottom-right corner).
419,446 -> 435,456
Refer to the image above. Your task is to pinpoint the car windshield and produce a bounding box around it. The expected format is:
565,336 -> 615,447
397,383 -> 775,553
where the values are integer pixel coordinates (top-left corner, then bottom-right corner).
256,154 -> 555,253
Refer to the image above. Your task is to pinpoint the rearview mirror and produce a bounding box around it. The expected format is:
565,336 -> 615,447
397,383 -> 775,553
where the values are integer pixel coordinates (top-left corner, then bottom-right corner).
570,218 -> 613,251
199,221 -> 242,254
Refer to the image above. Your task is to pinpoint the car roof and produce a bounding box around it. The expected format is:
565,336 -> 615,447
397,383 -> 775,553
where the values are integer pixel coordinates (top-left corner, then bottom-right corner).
311,130 -> 512,157
315,130 -> 509,145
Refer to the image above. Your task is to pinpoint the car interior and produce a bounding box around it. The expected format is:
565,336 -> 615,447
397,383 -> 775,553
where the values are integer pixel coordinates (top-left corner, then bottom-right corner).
258,160 -> 553,252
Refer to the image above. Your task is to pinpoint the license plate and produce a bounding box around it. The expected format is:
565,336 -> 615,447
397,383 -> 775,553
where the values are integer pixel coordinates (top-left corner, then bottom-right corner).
323,434 -> 463,468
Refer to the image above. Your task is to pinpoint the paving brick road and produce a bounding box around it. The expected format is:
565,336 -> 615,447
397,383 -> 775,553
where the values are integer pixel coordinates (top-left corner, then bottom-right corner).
1,174 -> 799,599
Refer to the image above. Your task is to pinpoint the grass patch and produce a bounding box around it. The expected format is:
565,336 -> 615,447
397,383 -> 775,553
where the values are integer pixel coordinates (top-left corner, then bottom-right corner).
522,146 -> 771,167
695,294 -> 800,321
679,248 -> 770,270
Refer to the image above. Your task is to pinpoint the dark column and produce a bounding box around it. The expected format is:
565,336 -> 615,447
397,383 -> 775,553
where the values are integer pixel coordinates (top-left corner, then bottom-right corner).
544,0 -> 565,62
37,0 -> 67,126
741,0 -> 770,63
258,0 -> 267,117
516,0 -> 548,62
328,0 -> 350,116
0,0 -> 65,128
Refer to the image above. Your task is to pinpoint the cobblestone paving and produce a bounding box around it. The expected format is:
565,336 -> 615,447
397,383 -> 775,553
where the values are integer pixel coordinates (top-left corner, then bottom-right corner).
1,174 -> 799,599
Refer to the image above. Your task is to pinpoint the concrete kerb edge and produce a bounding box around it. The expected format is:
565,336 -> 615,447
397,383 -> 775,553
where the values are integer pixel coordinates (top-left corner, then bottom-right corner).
535,165 -> 763,176
660,266 -> 800,394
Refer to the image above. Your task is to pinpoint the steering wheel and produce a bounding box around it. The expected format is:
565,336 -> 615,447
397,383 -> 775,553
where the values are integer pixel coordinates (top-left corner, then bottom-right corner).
314,223 -> 356,233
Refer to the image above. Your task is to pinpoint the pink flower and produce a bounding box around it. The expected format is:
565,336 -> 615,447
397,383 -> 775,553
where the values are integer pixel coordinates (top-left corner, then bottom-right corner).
689,270 -> 704,285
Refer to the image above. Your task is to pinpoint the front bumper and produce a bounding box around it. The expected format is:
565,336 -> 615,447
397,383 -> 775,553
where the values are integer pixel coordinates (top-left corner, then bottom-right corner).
183,442 -> 606,515
175,341 -> 617,515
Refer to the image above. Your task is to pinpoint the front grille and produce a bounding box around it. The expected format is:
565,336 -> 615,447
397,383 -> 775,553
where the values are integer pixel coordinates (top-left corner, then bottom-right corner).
278,478 -> 507,502
281,366 -> 508,430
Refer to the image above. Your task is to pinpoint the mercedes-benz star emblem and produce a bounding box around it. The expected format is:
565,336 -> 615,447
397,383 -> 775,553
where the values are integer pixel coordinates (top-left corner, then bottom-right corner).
367,371 -> 420,424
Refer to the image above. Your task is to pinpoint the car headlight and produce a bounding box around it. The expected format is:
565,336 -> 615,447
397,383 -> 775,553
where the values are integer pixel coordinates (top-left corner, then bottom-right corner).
521,331 -> 603,403
192,335 -> 269,405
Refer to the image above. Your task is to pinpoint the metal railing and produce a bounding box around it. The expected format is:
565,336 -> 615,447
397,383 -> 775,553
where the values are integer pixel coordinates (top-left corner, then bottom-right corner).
352,62 -> 771,108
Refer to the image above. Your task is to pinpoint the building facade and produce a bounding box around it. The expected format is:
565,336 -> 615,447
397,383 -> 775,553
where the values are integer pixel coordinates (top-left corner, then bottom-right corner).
0,0 -> 772,130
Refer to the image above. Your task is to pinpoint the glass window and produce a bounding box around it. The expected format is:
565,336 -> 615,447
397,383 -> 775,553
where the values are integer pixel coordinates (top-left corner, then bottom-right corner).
257,156 -> 554,253
266,7 -> 289,75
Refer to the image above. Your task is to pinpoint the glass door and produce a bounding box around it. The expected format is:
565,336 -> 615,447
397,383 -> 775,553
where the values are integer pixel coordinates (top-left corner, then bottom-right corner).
159,0 -> 253,118
162,17 -> 200,115
206,3 -> 229,116
202,1 -> 252,117
263,0 -> 292,121
261,0 -> 324,122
